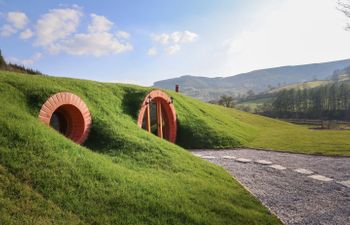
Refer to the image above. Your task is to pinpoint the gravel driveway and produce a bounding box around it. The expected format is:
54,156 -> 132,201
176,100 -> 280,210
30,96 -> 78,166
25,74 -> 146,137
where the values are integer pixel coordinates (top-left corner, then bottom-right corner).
191,149 -> 350,225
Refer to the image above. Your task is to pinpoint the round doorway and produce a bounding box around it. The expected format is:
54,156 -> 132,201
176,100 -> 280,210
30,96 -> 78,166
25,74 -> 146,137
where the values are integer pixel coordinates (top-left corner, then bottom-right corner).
137,90 -> 177,143
38,92 -> 92,144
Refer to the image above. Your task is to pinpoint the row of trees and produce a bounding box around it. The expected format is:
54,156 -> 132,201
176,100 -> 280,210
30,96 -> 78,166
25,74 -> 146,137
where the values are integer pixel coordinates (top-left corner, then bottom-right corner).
257,83 -> 350,121
0,50 -> 43,75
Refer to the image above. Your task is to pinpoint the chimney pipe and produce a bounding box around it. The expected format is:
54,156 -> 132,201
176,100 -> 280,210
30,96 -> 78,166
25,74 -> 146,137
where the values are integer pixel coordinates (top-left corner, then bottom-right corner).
175,84 -> 179,93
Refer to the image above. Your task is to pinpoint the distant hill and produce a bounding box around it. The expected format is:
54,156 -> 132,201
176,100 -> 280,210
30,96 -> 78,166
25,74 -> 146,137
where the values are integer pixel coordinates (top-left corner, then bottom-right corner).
153,59 -> 350,101
268,80 -> 333,93
236,72 -> 350,113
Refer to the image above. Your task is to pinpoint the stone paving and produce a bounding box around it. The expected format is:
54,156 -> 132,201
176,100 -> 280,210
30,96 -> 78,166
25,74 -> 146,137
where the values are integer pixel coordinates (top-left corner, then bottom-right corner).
191,149 -> 350,225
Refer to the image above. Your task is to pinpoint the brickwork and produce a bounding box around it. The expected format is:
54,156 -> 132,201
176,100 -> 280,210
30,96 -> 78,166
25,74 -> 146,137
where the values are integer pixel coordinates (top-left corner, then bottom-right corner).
38,92 -> 92,144
137,90 -> 177,143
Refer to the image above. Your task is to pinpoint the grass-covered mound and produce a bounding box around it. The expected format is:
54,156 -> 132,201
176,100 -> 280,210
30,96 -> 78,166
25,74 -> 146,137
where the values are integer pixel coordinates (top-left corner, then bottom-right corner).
1,70 -> 349,224
0,71 -> 281,225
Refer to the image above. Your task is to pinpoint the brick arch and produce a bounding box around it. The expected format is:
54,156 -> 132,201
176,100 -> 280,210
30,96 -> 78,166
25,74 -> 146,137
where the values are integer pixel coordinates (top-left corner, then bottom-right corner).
38,92 -> 92,144
137,90 -> 177,143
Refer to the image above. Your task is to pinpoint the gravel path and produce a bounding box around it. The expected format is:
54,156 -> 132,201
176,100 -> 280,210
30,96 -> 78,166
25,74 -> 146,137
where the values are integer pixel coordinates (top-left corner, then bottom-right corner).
192,149 -> 350,225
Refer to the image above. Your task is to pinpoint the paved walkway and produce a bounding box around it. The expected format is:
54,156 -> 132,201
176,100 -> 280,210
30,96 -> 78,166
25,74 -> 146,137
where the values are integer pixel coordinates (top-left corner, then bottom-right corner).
192,149 -> 350,225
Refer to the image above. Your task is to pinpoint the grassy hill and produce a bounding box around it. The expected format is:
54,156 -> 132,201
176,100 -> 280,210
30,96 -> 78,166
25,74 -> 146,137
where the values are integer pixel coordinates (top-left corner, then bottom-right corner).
0,71 -> 281,225
1,71 -> 350,224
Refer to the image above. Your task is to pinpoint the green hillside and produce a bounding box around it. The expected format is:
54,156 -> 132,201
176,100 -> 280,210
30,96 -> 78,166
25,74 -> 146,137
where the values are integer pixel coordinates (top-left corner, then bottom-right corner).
237,75 -> 350,113
267,73 -> 350,93
235,80 -> 332,111
0,71 -> 281,225
1,71 -> 350,224
268,80 -> 332,93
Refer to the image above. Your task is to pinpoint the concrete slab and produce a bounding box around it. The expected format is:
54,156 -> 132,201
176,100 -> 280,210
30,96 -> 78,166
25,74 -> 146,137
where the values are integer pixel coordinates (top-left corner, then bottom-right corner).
235,158 -> 252,163
222,155 -> 236,159
269,164 -> 286,170
308,175 -> 333,182
337,180 -> 350,188
294,168 -> 314,175
255,160 -> 272,165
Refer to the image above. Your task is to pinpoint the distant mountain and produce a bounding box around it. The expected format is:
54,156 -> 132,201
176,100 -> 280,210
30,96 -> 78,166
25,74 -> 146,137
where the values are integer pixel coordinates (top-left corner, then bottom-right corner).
153,59 -> 350,101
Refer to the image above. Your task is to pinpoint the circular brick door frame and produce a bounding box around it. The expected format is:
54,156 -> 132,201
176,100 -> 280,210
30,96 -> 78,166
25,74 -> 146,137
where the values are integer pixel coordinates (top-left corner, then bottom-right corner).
137,90 -> 177,143
38,92 -> 92,144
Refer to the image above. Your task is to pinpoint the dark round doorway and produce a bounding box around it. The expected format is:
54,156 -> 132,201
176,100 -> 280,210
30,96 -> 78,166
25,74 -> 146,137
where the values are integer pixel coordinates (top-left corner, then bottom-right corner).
39,92 -> 92,144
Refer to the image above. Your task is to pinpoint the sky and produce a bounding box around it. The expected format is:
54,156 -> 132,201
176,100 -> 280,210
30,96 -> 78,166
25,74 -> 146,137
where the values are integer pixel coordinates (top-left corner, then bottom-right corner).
1,0 -> 350,86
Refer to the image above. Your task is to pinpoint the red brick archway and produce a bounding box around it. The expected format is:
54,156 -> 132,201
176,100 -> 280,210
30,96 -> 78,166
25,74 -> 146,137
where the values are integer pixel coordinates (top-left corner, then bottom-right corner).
38,92 -> 92,144
137,90 -> 177,143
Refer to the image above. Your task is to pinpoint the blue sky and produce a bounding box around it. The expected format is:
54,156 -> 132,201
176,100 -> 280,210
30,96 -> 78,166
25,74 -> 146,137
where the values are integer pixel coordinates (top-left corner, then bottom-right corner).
1,0 -> 350,85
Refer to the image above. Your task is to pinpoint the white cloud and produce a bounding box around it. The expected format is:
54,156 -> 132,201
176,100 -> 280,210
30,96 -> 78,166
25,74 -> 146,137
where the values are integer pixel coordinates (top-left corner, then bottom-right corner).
20,28 -> 33,39
147,47 -> 158,56
33,10 -> 132,57
116,30 -> 130,39
9,52 -> 42,65
151,30 -> 198,55
59,32 -> 133,56
2,8 -> 132,58
51,13 -> 133,56
171,31 -> 198,44
0,11 -> 29,37
0,24 -> 16,37
88,13 -> 113,33
6,11 -> 29,29
153,30 -> 198,45
153,33 -> 170,45
165,45 -> 180,55
35,8 -> 82,47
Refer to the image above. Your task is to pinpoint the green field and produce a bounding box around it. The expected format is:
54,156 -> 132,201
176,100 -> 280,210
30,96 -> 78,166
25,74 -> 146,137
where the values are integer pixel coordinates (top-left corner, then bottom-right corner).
1,71 -> 349,224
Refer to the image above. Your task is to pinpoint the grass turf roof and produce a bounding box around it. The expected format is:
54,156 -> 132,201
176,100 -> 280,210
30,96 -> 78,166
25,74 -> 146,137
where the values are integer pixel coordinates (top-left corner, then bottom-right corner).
0,71 -> 281,225
0,70 -> 349,224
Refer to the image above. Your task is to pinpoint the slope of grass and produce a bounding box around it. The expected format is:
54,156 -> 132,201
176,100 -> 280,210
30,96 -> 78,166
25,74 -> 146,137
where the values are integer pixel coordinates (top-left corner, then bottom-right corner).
1,70 -> 350,224
0,71 -> 281,225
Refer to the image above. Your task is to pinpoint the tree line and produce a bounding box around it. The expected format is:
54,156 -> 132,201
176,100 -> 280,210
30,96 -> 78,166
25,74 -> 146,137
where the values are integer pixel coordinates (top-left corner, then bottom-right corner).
256,82 -> 350,121
0,49 -> 43,75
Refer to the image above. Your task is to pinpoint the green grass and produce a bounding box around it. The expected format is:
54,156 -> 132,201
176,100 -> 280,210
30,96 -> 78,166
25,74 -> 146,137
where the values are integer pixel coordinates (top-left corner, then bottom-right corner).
173,91 -> 350,156
1,70 -> 350,225
225,109 -> 350,156
0,71 -> 281,225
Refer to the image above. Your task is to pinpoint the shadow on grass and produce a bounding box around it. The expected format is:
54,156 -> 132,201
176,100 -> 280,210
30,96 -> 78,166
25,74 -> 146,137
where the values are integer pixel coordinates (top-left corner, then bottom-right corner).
121,89 -> 148,120
83,118 -> 126,154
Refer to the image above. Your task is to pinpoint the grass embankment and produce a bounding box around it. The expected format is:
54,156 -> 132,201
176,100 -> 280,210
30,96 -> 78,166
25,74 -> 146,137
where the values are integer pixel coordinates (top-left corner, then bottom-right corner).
0,71 -> 281,225
174,93 -> 350,156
